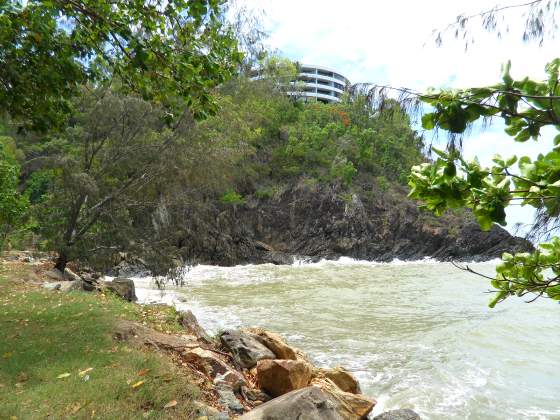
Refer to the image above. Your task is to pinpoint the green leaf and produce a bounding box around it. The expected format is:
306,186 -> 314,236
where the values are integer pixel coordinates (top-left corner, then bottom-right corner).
421,113 -> 437,130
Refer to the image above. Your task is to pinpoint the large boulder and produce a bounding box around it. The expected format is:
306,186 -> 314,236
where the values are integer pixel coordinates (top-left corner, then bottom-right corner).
44,267 -> 83,282
103,277 -> 137,301
314,366 -> 361,394
256,359 -> 313,397
178,310 -> 213,344
220,330 -> 275,368
312,378 -> 375,419
373,409 -> 421,420
113,320 -> 199,352
244,328 -> 297,360
44,268 -> 66,281
239,386 -> 356,420
184,347 -> 246,390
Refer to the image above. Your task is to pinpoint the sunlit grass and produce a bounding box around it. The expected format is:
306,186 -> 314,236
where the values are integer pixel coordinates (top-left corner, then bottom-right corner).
0,266 -> 199,419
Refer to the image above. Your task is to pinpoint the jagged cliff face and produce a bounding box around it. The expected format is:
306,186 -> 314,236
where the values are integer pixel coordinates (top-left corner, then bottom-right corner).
174,181 -> 532,266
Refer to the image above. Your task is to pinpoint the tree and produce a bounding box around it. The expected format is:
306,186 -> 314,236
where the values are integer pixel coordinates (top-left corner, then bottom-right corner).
0,0 -> 242,130
0,136 -> 28,249
26,88 -> 194,272
405,59 -> 560,306
355,1 -> 560,307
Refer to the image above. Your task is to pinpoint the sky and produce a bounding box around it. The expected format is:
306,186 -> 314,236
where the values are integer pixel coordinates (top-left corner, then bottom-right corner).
239,0 -> 560,235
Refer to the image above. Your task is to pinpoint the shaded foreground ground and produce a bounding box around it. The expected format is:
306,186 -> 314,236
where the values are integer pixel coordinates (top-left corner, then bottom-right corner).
0,253 -> 382,420
0,257 -> 202,419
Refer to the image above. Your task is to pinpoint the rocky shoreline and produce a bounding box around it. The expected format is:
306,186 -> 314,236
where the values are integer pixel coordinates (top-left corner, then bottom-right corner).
114,302 -> 419,420
18,250 -> 417,419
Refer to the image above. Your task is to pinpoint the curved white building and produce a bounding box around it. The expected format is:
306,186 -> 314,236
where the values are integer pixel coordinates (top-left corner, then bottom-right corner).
250,63 -> 350,104
291,63 -> 349,104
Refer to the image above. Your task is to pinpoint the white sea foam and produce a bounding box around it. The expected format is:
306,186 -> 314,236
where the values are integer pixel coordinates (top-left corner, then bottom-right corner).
116,258 -> 558,419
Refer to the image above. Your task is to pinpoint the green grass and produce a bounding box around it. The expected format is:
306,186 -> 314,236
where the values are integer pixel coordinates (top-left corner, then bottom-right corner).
0,267 -> 199,419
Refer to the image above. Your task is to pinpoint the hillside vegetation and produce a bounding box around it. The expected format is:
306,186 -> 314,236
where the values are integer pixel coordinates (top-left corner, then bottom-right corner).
3,68 -> 427,273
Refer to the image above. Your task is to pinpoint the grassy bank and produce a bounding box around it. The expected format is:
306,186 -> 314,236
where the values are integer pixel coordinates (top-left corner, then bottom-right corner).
0,260 -> 199,419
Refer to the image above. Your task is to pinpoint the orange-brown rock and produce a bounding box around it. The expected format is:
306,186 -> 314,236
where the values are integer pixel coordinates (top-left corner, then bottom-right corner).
257,359 -> 313,397
314,366 -> 361,394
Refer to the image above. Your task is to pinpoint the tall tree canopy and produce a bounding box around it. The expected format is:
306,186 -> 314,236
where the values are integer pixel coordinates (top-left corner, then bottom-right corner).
0,0 -> 242,130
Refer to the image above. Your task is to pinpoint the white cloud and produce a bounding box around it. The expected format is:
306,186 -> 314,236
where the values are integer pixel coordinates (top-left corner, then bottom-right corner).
239,0 -> 560,235
248,0 -> 559,89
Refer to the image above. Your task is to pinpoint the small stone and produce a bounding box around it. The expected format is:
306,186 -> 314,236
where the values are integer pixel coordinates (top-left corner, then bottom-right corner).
240,385 -> 271,402
216,384 -> 244,414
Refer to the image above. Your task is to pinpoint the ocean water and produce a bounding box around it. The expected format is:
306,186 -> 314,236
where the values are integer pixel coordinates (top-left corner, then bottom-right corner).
131,259 -> 560,419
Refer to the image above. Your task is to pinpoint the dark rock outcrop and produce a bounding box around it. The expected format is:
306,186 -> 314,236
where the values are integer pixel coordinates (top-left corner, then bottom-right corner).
174,182 -> 532,266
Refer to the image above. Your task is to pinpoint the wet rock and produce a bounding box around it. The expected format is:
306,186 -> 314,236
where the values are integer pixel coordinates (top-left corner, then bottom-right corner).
103,277 -> 137,301
216,383 -> 244,414
178,310 -> 212,344
314,367 -> 361,394
184,347 -> 246,390
244,328 -> 297,360
262,251 -> 293,265
373,409 -> 421,420
220,330 -> 275,369
238,386 -> 343,420
256,359 -> 313,397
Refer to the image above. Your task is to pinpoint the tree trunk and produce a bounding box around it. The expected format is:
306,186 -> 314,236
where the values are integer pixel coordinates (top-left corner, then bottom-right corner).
55,250 -> 68,272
